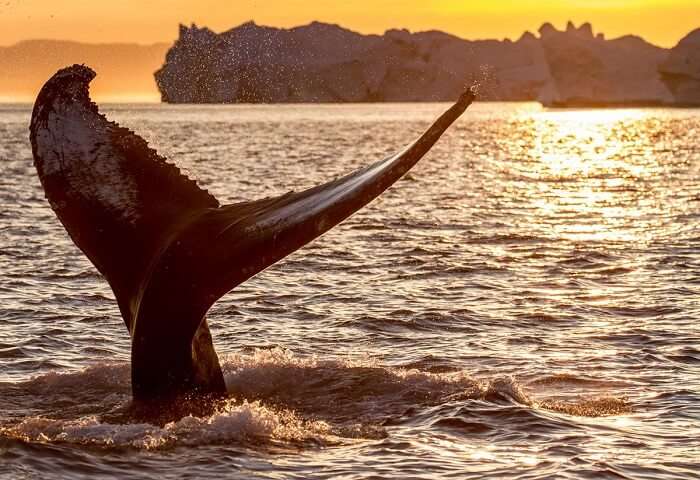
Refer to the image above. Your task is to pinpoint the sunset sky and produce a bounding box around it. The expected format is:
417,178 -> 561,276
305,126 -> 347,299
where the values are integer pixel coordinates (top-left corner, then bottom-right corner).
1,0 -> 699,48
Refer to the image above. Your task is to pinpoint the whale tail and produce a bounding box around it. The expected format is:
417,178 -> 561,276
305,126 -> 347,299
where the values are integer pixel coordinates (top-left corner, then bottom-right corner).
30,65 -> 475,400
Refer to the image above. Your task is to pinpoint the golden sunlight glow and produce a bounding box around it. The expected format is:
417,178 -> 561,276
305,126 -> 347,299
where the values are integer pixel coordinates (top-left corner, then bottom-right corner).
519,108 -> 659,244
0,0 -> 697,47
1,1 -> 696,101
532,109 -> 647,176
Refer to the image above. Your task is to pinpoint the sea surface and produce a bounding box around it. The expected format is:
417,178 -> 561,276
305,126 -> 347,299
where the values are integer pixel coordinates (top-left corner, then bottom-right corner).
1,102 -> 699,479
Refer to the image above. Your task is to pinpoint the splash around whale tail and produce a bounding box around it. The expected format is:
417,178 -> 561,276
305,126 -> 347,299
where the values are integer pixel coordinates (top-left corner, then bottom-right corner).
29,64 -> 475,400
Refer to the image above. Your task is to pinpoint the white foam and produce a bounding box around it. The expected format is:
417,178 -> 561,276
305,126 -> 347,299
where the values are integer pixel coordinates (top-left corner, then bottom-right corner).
3,399 -> 332,450
484,376 -> 534,405
222,347 -> 533,406
23,362 -> 130,392
2,349 -> 539,450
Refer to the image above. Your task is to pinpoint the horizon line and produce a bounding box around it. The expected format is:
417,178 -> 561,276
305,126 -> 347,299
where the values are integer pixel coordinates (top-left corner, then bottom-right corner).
1,18 -> 695,49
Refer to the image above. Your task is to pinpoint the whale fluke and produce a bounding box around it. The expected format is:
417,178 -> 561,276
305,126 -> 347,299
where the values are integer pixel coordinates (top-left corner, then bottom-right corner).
30,65 -> 475,401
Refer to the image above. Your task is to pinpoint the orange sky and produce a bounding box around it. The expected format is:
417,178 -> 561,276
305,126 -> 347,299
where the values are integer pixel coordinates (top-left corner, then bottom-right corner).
1,0 -> 698,48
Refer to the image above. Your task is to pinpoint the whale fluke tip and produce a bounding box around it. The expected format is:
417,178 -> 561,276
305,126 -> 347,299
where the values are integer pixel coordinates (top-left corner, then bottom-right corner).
42,64 -> 97,90
61,64 -> 96,80
458,84 -> 478,107
32,64 -> 98,121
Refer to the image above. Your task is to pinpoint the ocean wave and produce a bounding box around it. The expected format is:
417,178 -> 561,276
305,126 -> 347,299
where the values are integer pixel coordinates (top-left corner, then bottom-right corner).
0,348 -> 636,451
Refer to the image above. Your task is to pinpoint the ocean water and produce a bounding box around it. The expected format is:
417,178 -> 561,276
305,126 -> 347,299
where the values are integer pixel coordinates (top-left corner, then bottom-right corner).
1,102 -> 699,479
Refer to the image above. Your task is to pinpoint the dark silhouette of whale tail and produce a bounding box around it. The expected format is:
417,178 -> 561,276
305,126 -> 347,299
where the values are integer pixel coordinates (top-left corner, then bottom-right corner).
30,64 -> 476,401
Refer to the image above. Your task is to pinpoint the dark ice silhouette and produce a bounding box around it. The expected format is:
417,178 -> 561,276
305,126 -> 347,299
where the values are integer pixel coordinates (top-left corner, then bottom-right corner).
155,21 -> 694,106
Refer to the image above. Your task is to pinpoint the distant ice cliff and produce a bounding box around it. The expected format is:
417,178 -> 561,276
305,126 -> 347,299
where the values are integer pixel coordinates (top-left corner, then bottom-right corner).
155,21 -> 697,106
660,29 -> 700,106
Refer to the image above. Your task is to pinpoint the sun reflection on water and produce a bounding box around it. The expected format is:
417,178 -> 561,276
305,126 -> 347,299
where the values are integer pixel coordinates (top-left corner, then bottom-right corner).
500,108 -> 673,245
